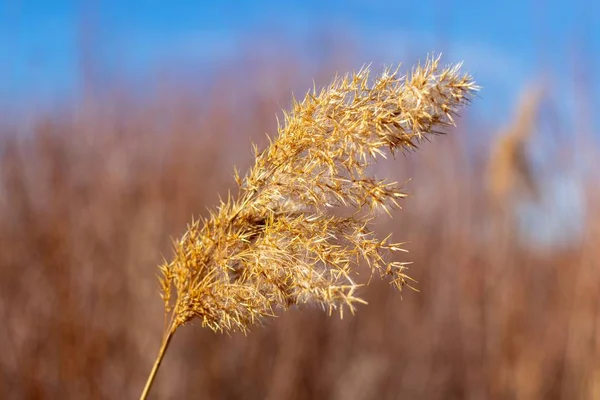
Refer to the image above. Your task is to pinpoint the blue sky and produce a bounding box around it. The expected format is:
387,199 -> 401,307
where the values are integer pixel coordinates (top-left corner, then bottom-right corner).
1,0 -> 598,121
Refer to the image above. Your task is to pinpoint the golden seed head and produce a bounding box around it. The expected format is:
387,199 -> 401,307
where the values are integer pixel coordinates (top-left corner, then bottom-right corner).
158,55 -> 478,333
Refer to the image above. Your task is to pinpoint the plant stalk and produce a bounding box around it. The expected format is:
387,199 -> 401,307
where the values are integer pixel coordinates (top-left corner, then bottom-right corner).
139,327 -> 176,400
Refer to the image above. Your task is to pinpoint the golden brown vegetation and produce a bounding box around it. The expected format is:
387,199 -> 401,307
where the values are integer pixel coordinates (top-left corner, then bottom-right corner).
141,57 -> 477,398
1,54 -> 598,400
488,84 -> 543,206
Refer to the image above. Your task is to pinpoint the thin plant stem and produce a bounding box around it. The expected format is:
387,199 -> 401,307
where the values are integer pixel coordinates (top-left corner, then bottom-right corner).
139,325 -> 177,400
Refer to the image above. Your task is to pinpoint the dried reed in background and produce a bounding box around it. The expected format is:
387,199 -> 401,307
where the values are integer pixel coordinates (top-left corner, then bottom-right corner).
488,84 -> 543,206
140,56 -> 477,399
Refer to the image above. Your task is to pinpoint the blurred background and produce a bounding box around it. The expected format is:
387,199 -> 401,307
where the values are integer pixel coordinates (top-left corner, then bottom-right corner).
1,1 -> 599,399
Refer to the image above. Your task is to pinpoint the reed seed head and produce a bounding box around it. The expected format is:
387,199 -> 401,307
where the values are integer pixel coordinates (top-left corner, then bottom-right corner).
158,55 -> 478,333
488,84 -> 543,204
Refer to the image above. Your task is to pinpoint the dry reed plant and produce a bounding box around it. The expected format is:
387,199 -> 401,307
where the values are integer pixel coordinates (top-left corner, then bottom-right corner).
488,84 -> 544,207
3,53 -> 598,399
140,56 -> 477,399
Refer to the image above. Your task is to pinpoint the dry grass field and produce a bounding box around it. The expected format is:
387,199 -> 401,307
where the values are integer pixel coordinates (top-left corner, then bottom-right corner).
1,55 -> 598,399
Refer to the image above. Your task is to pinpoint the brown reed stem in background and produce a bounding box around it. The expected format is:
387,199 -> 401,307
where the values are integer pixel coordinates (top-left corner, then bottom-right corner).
140,55 -> 477,399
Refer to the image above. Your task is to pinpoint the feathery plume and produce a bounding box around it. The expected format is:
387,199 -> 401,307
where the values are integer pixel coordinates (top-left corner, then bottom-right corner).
488,84 -> 543,205
140,55 -> 477,400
